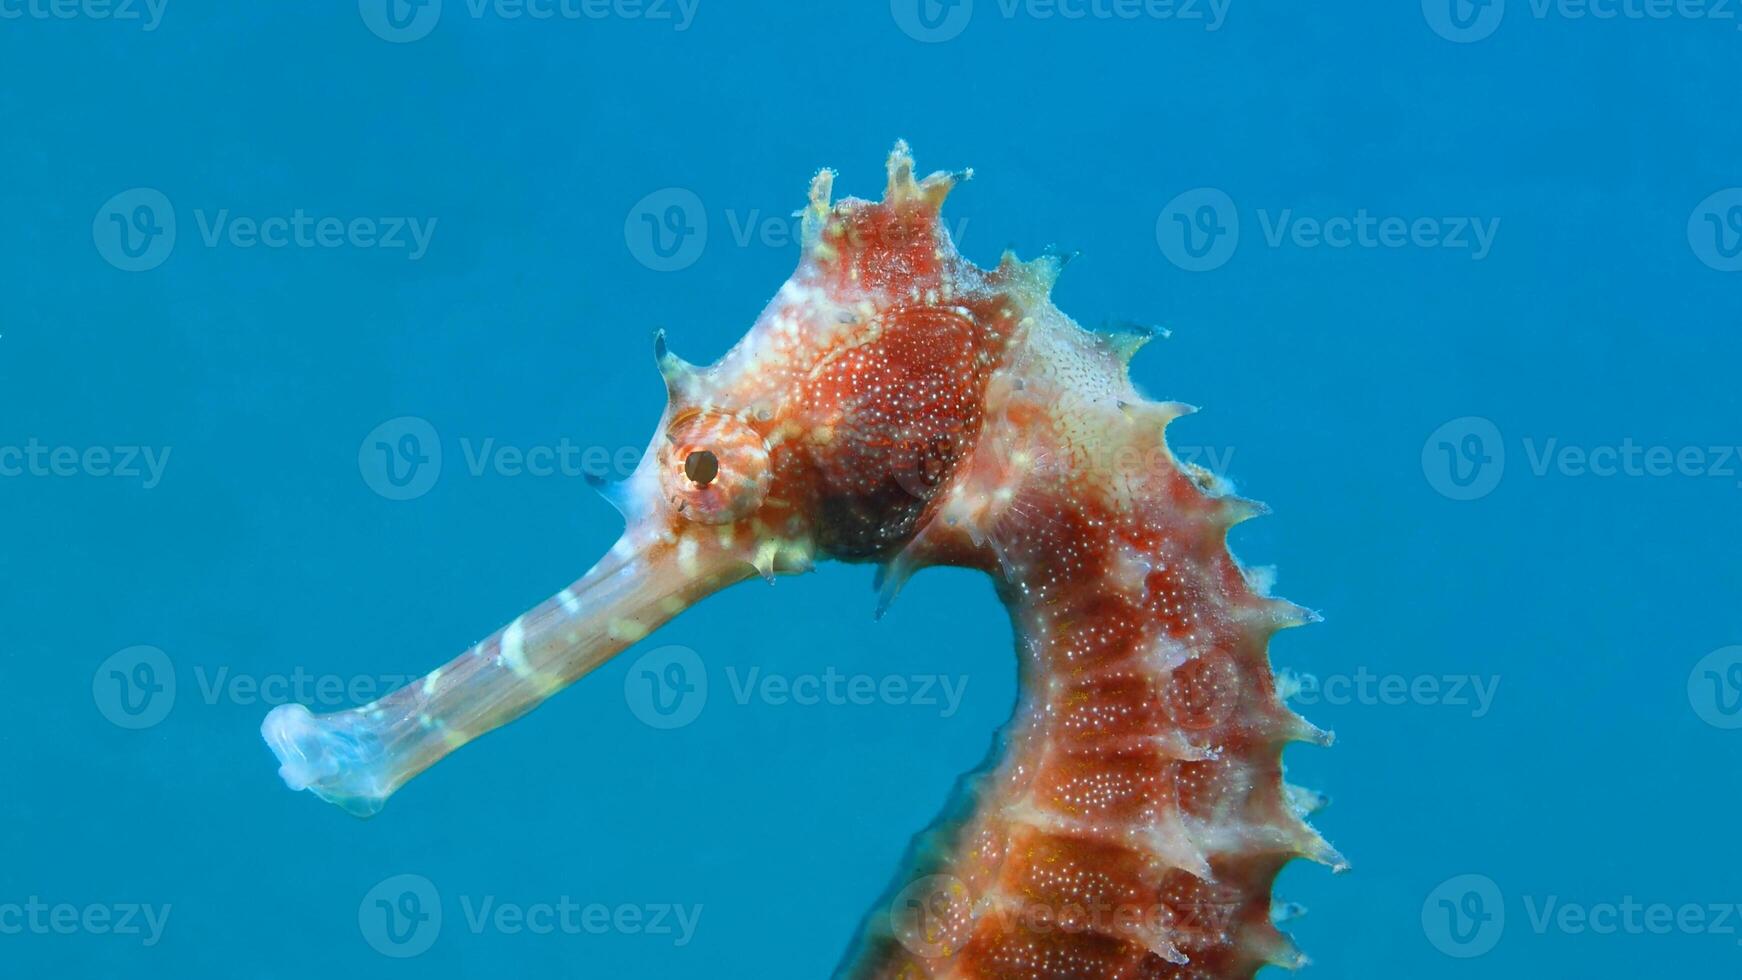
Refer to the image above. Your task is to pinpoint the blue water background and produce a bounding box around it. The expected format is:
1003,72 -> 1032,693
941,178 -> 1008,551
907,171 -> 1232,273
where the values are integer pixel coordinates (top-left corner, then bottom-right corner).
2,2 -> 1739,977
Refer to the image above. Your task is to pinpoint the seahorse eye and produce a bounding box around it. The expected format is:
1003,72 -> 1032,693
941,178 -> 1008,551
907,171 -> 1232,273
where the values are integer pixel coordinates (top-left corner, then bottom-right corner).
660,413 -> 771,525
684,449 -> 719,487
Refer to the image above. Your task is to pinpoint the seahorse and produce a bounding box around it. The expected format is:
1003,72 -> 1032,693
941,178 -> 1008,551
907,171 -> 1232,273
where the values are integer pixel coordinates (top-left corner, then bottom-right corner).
261,142 -> 1342,979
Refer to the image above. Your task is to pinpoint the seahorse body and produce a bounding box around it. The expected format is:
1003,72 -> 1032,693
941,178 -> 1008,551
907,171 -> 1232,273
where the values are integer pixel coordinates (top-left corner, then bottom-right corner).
261,144 -> 1340,979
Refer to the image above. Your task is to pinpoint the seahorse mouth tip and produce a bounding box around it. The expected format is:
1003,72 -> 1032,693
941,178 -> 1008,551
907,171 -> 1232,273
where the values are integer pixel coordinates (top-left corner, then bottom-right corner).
260,702 -> 389,817
261,703 -> 317,789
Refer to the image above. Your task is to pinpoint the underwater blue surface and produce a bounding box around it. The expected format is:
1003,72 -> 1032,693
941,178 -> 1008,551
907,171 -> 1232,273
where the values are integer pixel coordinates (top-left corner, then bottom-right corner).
3,2 -> 1740,977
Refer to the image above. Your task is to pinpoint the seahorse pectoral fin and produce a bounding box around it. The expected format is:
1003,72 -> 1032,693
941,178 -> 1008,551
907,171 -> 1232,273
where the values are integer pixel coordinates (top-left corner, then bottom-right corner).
260,529 -> 748,816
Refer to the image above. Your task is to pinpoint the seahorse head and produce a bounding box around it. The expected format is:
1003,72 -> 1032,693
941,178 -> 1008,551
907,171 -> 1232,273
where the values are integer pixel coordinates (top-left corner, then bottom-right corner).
601,142 -> 1046,598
